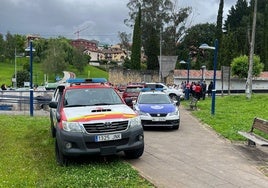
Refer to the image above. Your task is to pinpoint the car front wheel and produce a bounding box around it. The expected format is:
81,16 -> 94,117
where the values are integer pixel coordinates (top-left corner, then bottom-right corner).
55,140 -> 69,166
124,146 -> 144,159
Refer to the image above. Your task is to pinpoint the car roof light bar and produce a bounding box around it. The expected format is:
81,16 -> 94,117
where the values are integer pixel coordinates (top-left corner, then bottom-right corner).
66,78 -> 107,84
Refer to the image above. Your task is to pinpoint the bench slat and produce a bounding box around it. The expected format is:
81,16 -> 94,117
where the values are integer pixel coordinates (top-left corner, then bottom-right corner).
238,131 -> 268,146
253,117 -> 268,134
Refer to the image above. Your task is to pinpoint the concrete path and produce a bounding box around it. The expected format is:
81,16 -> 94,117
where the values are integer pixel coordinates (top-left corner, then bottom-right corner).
127,106 -> 268,188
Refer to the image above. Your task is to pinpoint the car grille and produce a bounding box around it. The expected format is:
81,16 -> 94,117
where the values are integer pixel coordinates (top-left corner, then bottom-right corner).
142,119 -> 179,125
83,120 -> 129,133
150,113 -> 167,117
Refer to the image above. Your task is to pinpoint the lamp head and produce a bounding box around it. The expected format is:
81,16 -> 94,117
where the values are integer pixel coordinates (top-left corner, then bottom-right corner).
199,43 -> 215,50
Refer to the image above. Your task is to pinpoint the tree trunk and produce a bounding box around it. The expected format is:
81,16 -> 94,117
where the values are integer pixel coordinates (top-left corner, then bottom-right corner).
246,0 -> 257,99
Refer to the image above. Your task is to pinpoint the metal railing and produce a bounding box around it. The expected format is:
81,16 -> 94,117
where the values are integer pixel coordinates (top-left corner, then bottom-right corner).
0,90 -> 54,111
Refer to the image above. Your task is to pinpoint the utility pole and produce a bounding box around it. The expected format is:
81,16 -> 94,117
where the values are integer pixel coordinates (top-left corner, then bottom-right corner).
246,0 -> 257,99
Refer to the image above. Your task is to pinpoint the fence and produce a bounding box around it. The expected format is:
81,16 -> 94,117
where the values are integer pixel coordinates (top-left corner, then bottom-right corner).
0,90 -> 54,111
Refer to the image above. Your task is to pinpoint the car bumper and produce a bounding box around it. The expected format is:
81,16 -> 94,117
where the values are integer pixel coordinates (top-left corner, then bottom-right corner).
56,126 -> 144,157
140,115 -> 180,128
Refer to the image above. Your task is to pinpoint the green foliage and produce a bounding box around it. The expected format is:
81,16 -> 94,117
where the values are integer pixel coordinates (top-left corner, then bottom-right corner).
126,0 -> 191,70
231,55 -> 263,78
42,40 -> 68,75
0,58 -> 108,87
16,70 -> 30,87
71,48 -> 88,73
181,94 -> 268,141
144,26 -> 159,70
130,6 -> 141,70
180,23 -> 216,70
0,115 -> 153,187
223,0 -> 268,70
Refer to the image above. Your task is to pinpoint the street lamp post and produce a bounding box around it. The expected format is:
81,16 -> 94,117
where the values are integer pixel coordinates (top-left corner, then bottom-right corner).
199,39 -> 218,115
14,48 -> 17,89
25,41 -> 35,116
159,28 -> 163,82
201,65 -> 206,82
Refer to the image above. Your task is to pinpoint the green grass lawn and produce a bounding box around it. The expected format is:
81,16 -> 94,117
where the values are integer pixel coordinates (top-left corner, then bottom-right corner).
0,115 -> 153,188
181,94 -> 268,141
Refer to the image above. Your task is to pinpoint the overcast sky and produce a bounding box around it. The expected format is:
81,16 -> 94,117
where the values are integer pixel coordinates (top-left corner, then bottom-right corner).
0,0 -> 237,44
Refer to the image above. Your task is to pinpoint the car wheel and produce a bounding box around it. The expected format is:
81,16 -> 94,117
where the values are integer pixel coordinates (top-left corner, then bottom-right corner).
50,124 -> 56,138
124,146 -> 144,159
50,113 -> 56,138
169,94 -> 178,101
173,125 -> 179,130
55,140 -> 68,166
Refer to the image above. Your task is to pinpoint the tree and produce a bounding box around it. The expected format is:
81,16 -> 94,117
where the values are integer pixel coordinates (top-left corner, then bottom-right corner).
16,70 -> 30,88
178,23 -> 216,70
118,32 -> 131,52
246,0 -> 258,99
145,26 -> 159,70
130,6 -> 141,70
216,0 -> 224,65
231,55 -> 263,78
126,0 -> 191,70
0,33 -> 4,62
224,0 -> 250,56
42,40 -> 68,78
4,32 -> 16,59
261,1 -> 268,70
72,47 -> 89,73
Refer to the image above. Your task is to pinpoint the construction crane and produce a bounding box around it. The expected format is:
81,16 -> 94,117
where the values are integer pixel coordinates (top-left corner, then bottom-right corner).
74,26 -> 89,39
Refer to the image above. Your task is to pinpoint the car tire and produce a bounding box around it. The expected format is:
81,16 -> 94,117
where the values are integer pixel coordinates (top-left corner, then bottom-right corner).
51,124 -> 56,138
173,125 -> 179,130
55,140 -> 68,166
124,146 -> 144,159
169,93 -> 178,101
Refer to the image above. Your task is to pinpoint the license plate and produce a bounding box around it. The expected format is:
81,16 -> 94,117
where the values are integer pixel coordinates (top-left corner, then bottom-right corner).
95,133 -> 122,142
152,117 -> 166,121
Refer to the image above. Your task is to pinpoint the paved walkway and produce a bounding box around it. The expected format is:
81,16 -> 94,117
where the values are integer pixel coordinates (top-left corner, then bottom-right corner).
127,106 -> 268,188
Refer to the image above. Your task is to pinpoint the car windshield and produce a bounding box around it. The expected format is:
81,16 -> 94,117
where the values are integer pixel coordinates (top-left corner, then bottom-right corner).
64,88 -> 123,107
138,93 -> 172,104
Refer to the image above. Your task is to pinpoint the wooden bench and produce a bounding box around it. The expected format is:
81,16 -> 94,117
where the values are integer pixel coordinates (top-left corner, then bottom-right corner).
238,117 -> 268,146
189,97 -> 198,110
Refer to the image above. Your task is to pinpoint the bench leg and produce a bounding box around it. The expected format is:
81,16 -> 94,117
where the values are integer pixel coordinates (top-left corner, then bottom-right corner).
247,139 -> 256,147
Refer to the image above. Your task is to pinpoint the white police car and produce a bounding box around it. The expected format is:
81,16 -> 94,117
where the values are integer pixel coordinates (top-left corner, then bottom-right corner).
133,90 -> 180,130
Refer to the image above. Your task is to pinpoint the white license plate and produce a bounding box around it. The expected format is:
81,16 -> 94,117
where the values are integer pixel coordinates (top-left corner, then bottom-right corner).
152,117 -> 166,121
95,133 -> 122,142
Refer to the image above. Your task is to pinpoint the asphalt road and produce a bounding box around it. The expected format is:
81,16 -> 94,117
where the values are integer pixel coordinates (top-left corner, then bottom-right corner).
127,106 -> 268,188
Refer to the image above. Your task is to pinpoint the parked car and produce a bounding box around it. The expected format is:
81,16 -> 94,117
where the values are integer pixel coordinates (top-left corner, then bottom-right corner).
144,82 -> 184,101
122,84 -> 144,108
133,90 -> 180,130
49,78 -> 144,165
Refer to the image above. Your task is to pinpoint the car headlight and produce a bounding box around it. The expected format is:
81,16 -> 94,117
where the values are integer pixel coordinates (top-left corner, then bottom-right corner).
137,111 -> 149,116
129,116 -> 142,128
169,109 -> 179,116
62,121 -> 83,132
134,106 -> 149,116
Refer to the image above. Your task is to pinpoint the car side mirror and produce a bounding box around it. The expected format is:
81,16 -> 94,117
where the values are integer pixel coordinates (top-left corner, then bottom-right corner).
49,101 -> 58,108
124,97 -> 133,106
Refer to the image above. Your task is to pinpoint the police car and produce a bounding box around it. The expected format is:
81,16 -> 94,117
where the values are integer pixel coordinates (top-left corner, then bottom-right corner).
133,90 -> 180,130
49,78 -> 144,165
